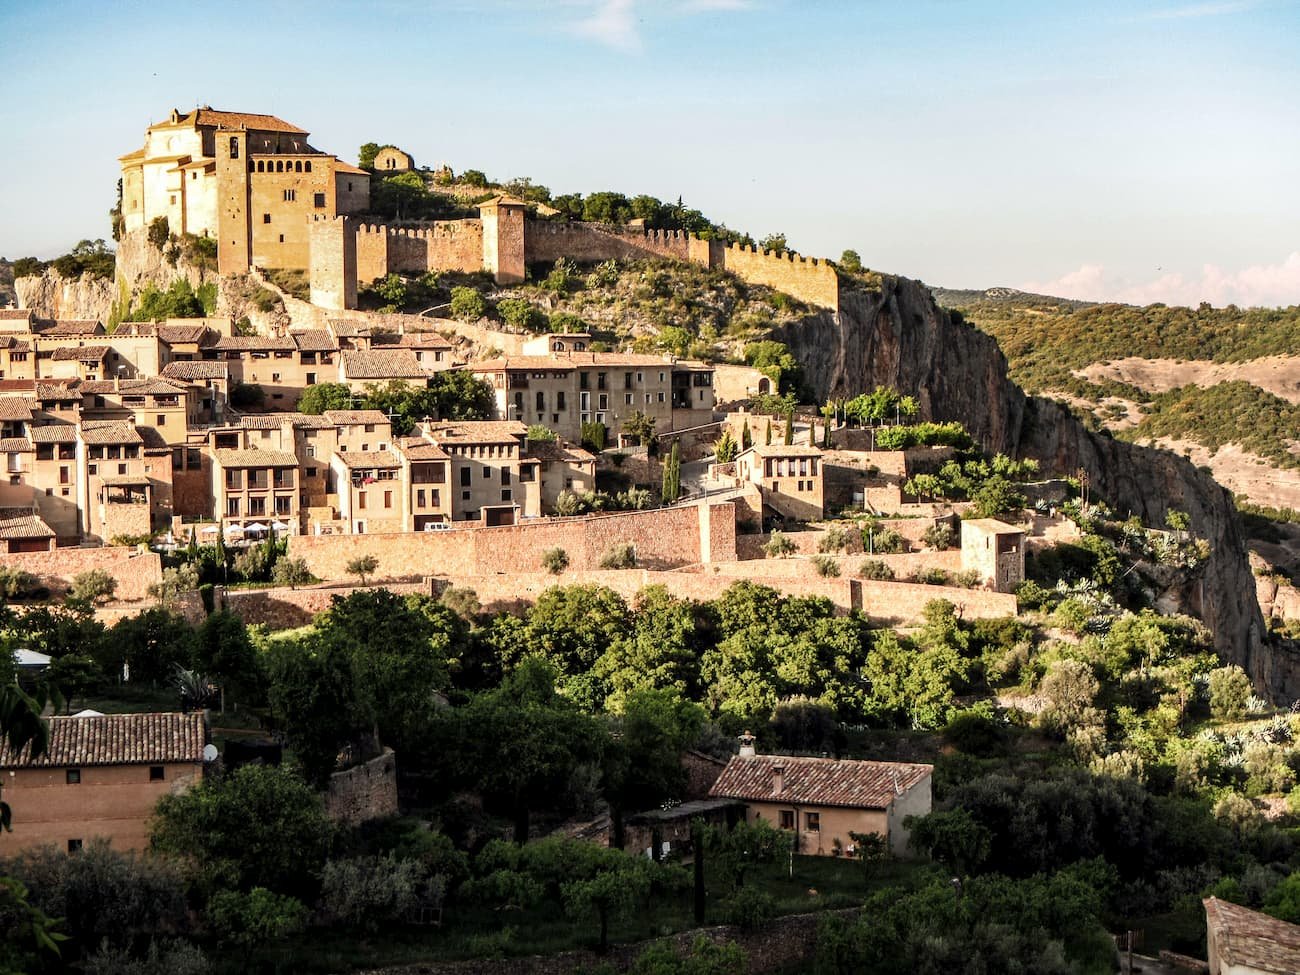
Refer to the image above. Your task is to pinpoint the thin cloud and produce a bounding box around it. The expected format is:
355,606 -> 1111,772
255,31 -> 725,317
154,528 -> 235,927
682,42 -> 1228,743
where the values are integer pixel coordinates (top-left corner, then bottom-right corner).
1135,1 -> 1255,20
570,0 -> 642,52
678,0 -> 752,11
1019,254 -> 1300,309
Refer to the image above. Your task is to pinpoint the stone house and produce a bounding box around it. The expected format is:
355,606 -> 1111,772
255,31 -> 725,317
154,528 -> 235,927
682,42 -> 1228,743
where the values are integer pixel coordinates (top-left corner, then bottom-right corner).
330,450 -> 406,535
529,438 -> 597,508
960,518 -> 1026,592
0,711 -> 207,853
1204,896 -> 1300,975
372,146 -> 414,172
211,447 -> 299,533
734,443 -> 825,522
0,510 -> 56,553
421,420 -> 541,524
708,746 -> 932,858
338,349 -> 429,394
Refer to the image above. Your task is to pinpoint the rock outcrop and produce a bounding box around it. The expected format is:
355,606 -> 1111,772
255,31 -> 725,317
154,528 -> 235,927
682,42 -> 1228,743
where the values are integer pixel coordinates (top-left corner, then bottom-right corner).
15,267 -> 116,322
772,276 -> 1296,700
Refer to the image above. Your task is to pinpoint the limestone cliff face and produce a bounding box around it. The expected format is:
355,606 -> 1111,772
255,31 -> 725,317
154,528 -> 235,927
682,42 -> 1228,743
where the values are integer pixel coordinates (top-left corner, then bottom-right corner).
16,268 -> 116,322
771,276 -> 1294,699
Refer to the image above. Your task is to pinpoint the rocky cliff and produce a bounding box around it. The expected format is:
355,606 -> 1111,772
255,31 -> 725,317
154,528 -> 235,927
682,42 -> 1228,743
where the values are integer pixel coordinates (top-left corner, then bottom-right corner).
771,276 -> 1297,701
15,267 -> 117,322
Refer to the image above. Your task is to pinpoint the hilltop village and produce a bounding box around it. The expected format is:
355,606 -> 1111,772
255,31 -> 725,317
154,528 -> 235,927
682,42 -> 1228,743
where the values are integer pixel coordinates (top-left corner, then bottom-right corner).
2,107 -> 1298,975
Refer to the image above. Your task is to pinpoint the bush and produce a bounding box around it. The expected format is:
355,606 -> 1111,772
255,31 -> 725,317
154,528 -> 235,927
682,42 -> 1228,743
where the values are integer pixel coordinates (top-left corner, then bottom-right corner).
1209,665 -> 1253,720
953,568 -> 984,588
527,424 -> 557,443
599,543 -> 637,570
0,566 -> 39,599
496,298 -> 547,332
811,555 -> 841,578
817,525 -> 854,553
865,525 -> 905,554
763,532 -> 797,558
346,554 -> 380,585
320,855 -> 427,932
449,286 -> 487,322
147,216 -> 170,249
440,585 -> 480,620
913,567 -> 951,586
858,558 -> 895,581
922,523 -> 955,551
723,886 -> 777,929
271,557 -> 313,590
542,548 -> 570,575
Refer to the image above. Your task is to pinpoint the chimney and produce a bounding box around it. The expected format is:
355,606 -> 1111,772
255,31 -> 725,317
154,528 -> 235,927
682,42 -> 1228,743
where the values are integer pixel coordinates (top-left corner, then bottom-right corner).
737,731 -> 756,758
771,762 -> 785,796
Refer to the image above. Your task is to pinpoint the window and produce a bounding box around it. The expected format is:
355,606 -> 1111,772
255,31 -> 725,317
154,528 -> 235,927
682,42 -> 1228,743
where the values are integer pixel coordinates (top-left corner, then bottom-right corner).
117,463 -> 127,476
657,392 -> 665,403
805,812 -> 820,832
149,766 -> 165,782
283,189 -> 296,202
88,463 -> 97,475
432,489 -> 440,506
66,768 -> 81,785
417,489 -> 426,507
157,414 -> 166,426
275,496 -> 291,515
501,489 -> 512,501
227,498 -> 239,516
383,490 -> 392,509
625,394 -> 633,405
68,839 -> 83,853
263,213 -> 271,224
460,467 -> 471,487
358,492 -> 367,510
536,391 -> 545,412
779,810 -> 794,830
306,372 -> 316,385
313,192 -> 326,208
229,136 -> 239,159
556,391 -> 566,410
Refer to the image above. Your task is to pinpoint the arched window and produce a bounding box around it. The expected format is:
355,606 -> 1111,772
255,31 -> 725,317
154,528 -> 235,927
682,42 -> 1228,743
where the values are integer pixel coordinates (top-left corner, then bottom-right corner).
295,160 -> 302,173
229,137 -> 239,159
276,160 -> 284,173
256,161 -> 264,172
304,161 -> 311,173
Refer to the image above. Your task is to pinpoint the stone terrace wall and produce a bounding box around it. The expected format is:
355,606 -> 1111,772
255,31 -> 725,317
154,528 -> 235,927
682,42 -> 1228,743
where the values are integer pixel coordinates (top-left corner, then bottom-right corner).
357,907 -> 856,975
325,749 -> 399,826
0,546 -> 162,602
857,578 -> 1016,623
288,503 -> 737,582
220,581 -> 430,629
524,222 -> 693,265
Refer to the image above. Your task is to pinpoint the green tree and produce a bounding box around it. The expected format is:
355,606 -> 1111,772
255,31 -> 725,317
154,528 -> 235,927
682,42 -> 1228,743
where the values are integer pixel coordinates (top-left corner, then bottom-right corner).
109,607 -> 197,685
562,852 -> 651,953
906,808 -> 992,875
299,381 -> 358,414
207,886 -> 308,973
839,249 -> 863,273
1209,664 -> 1253,720
346,554 -> 379,585
661,441 -> 682,504
1263,872 -> 1300,924
542,547 -> 570,575
714,429 -> 739,463
195,611 -> 264,710
271,556 -> 312,590
624,410 -> 657,447
701,819 -> 791,889
358,142 -> 382,169
68,569 -> 116,606
595,586 -> 704,708
151,764 -> 332,898
449,286 -> 487,321
784,411 -> 794,445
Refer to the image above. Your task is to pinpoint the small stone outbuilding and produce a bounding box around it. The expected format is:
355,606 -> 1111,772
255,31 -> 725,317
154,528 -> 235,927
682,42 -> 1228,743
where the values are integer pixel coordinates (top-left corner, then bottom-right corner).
1204,896 -> 1300,975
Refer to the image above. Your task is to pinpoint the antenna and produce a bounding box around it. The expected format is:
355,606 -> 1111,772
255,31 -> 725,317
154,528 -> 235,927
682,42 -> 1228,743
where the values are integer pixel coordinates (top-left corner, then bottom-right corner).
202,743 -> 219,763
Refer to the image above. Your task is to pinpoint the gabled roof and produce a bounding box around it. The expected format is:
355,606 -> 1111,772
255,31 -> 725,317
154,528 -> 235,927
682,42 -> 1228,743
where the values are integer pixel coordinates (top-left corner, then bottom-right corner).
1204,897 -> 1300,974
290,330 -> 338,352
189,108 -> 307,135
709,755 -> 932,810
742,443 -> 823,458
335,450 -> 401,469
37,320 -> 104,336
322,409 -> 390,426
374,332 -> 453,350
80,420 -> 143,445
0,511 -> 55,541
477,194 -> 527,208
0,712 -> 206,769
0,398 -> 33,421
214,448 -> 299,468
35,382 -> 82,402
210,336 -> 296,351
396,437 -> 450,461
80,378 -> 188,396
425,420 -> 529,445
340,349 -> 427,380
158,324 -> 211,344
0,309 -> 33,322
50,345 -> 110,361
30,424 -> 76,444
162,361 -> 229,380
333,161 -> 369,176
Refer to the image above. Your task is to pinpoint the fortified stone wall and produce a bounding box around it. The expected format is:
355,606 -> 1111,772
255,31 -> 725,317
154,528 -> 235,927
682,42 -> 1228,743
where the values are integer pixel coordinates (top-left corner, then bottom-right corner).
716,243 -> 840,311
0,546 -> 162,602
524,222 -> 693,265
324,749 -> 399,826
288,502 -> 737,581
356,221 -> 484,285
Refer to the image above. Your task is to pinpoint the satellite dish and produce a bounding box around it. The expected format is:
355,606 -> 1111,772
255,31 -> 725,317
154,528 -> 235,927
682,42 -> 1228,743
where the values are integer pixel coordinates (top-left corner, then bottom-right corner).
202,744 -> 219,763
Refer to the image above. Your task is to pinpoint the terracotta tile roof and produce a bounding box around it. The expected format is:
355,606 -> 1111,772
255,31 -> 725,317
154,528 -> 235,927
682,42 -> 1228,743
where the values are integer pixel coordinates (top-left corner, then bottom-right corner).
709,755 -> 932,810
80,378 -> 188,396
326,319 -> 373,338
426,420 -> 528,445
80,420 -> 144,445
189,108 -> 307,134
0,309 -> 33,322
528,440 -> 596,465
237,414 -> 295,430
50,345 -> 110,361
0,336 -> 31,350
477,194 -> 527,208
341,349 -> 427,380
0,511 -> 55,541
745,444 -> 824,458
471,353 -> 677,373
30,424 -> 76,443
397,437 -> 450,461
336,450 -> 401,469
105,322 -> 156,337
158,324 -> 211,344
323,409 -> 390,426
333,160 -> 369,176
101,475 -> 151,488
211,336 -> 296,351
290,330 -> 338,352
1204,897 -> 1300,974
962,518 -> 1025,535
214,448 -> 299,468
374,332 -> 453,350
0,712 -> 206,769
162,361 -> 228,380
39,320 -> 104,336
0,438 -> 32,452
0,398 -> 33,421
35,382 -> 82,402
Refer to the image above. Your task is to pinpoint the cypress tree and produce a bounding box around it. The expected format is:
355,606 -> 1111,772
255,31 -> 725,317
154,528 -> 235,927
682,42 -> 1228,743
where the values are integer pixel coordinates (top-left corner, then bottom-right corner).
764,419 -> 772,445
784,411 -> 794,445
662,441 -> 682,503
741,420 -> 752,451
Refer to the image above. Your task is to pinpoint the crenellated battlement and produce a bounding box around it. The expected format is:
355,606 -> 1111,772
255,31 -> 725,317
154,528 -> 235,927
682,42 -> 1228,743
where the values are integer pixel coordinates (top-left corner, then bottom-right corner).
354,219 -> 483,241
724,242 -> 829,268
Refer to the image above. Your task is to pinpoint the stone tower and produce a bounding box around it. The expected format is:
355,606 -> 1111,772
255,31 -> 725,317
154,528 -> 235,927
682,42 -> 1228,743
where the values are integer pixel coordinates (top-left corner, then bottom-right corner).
479,195 -> 526,285
215,129 -> 251,275
309,216 -> 357,311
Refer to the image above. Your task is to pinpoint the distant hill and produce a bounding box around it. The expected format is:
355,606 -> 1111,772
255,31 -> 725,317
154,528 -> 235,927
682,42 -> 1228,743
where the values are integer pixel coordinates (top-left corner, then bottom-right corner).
930,285 -> 1097,312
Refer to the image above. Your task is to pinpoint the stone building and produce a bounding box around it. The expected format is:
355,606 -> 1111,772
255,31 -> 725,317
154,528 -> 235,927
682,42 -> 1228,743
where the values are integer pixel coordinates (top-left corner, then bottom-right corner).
421,420 -> 542,524
960,518 -> 1026,592
372,146 -> 414,171
709,744 -> 932,858
1204,896 -> 1300,975
734,443 -> 825,522
0,712 -> 207,853
119,107 -> 370,276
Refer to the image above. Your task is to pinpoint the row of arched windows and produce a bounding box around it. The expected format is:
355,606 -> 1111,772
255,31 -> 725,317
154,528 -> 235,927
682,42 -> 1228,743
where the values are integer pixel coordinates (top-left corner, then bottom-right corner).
247,159 -> 312,174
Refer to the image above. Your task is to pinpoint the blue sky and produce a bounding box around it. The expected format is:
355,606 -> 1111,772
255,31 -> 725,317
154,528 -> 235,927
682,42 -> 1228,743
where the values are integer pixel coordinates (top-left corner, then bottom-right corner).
2,0 -> 1298,305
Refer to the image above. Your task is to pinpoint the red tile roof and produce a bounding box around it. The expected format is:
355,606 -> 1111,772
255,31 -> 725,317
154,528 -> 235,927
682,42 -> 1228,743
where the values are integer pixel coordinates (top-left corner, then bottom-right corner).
190,108 -> 307,134
290,330 -> 338,352
162,361 -> 228,380
214,448 -> 299,468
50,345 -> 110,361
81,420 -> 144,445
0,712 -> 207,769
0,511 -> 55,541
1205,897 -> 1300,974
709,755 -> 932,810
341,350 -> 427,380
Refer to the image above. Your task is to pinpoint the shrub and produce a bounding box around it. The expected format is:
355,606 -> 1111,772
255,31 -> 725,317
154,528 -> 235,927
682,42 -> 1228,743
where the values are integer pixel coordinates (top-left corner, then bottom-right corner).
527,424 -> 557,443
953,569 -> 984,588
440,586 -> 480,620
817,525 -> 853,553
271,557 -> 313,590
811,555 -> 841,577
233,545 -> 270,581
1209,665 -> 1253,720
546,546 -> 572,577
723,886 -> 777,929
147,216 -> 170,249
320,854 -> 427,932
763,532 -> 797,558
913,567 -> 951,586
865,525 -> 905,554
0,566 -> 39,600
581,421 -> 607,453
346,554 -> 379,585
922,523 -> 955,551
496,297 -> 547,332
599,543 -> 637,570
449,286 -> 487,322
858,558 -> 895,581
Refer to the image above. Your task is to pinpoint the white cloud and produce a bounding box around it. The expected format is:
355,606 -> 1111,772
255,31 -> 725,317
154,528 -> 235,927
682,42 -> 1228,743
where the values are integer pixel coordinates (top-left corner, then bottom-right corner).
1019,253 -> 1300,308
570,0 -> 642,51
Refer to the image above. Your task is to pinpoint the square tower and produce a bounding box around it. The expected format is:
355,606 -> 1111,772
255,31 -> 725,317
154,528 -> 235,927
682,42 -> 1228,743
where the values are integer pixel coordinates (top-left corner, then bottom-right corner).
215,130 -> 251,275
479,195 -> 526,285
